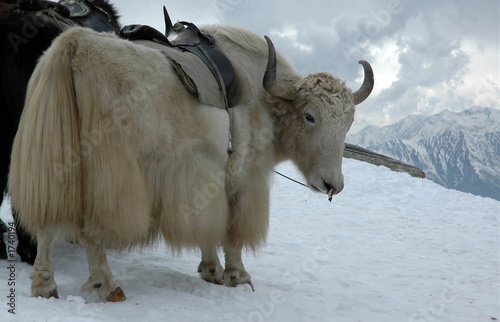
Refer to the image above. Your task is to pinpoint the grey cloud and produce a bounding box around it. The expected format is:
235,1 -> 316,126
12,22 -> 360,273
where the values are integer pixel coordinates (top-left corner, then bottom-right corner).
117,0 -> 498,133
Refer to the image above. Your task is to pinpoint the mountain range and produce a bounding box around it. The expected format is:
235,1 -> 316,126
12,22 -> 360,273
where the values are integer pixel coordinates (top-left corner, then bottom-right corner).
347,106 -> 500,200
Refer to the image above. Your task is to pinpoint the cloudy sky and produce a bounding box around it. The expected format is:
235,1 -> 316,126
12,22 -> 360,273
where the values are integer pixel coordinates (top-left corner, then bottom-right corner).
116,0 -> 499,133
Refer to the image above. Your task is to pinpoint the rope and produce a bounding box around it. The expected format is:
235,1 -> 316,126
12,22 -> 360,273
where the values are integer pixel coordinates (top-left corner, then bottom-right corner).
167,57 -> 198,94
273,170 -> 308,188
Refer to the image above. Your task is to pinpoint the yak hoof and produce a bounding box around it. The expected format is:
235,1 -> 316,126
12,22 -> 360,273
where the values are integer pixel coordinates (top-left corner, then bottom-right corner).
198,262 -> 223,285
223,269 -> 254,291
32,287 -> 59,299
106,287 -> 126,302
30,268 -> 58,299
49,289 -> 59,299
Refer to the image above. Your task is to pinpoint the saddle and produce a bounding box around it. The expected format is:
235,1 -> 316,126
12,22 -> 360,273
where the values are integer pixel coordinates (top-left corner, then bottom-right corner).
120,7 -> 246,110
58,0 -> 115,32
10,0 -> 116,33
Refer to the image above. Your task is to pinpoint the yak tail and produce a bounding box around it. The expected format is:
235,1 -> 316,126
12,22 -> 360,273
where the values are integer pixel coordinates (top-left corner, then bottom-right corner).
8,33 -> 83,236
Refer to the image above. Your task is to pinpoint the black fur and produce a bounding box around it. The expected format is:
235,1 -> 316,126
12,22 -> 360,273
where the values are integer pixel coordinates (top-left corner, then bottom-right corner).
0,0 -> 120,265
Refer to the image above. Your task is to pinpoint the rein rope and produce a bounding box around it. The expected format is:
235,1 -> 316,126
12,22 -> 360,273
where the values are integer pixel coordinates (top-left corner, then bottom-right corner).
273,170 -> 308,188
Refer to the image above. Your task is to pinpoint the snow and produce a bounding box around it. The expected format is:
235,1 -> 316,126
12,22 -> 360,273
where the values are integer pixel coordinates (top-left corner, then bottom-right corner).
1,159 -> 499,321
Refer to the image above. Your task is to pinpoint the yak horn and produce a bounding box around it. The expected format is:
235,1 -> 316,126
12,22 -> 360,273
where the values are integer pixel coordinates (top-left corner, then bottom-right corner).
353,60 -> 374,105
263,36 -> 296,100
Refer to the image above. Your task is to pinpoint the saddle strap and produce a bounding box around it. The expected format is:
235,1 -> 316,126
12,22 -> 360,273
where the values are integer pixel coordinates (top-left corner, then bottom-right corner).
166,57 -> 198,94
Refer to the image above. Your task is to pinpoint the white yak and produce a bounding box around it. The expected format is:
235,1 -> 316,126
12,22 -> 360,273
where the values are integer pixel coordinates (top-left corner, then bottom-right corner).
8,24 -> 373,301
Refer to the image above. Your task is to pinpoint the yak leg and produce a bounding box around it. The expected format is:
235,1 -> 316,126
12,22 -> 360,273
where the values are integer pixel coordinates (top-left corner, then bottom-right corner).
30,227 -> 58,299
79,230 -> 125,302
222,242 -> 254,291
198,245 -> 223,285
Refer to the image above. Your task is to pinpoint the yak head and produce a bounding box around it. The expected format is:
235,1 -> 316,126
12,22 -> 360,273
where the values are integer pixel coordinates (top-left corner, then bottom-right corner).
263,36 -> 374,197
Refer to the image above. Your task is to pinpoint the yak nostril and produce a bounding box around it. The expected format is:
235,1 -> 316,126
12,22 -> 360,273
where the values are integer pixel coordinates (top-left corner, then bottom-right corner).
323,180 -> 344,195
323,180 -> 333,192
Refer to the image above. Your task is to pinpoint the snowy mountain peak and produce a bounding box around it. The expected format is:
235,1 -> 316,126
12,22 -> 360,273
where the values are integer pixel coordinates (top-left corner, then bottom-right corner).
348,107 -> 500,200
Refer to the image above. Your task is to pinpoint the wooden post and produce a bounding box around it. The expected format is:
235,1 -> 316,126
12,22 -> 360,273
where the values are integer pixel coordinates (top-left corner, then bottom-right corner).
344,143 -> 425,178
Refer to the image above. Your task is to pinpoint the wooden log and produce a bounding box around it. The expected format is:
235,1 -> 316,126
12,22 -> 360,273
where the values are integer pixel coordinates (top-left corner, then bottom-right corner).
344,143 -> 425,178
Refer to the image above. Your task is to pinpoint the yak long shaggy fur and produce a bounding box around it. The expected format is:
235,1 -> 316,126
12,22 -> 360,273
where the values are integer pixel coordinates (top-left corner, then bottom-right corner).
9,25 -> 291,250
8,24 -> 361,300
0,0 -> 121,265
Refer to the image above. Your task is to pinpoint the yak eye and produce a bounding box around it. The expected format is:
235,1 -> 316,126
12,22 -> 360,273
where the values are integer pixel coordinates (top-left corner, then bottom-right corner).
305,113 -> 315,123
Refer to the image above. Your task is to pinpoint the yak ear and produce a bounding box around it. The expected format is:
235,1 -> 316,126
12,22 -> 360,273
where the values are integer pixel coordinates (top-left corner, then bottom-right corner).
265,73 -> 304,116
266,90 -> 299,116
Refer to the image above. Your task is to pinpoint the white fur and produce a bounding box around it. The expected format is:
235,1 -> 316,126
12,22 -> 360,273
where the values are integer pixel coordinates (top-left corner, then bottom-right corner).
9,24 -> 359,300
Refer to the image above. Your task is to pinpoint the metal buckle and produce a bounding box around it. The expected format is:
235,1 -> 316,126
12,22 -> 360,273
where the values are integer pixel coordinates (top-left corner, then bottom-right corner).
59,0 -> 90,18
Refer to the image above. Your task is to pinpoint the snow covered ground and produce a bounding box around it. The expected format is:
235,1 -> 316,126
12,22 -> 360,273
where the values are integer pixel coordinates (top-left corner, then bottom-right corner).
1,159 -> 498,321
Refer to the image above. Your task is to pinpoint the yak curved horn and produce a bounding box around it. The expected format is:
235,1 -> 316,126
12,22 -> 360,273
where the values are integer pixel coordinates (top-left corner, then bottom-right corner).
263,36 -> 297,100
353,60 -> 374,105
